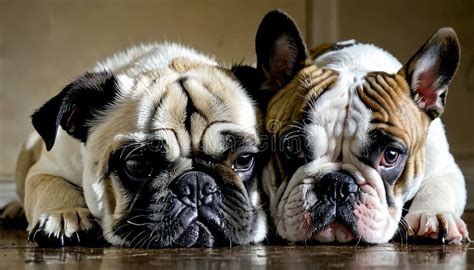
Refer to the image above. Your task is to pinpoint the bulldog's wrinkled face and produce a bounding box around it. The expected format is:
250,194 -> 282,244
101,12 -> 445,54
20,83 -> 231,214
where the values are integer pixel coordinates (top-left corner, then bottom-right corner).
264,67 -> 432,244
253,11 -> 459,243
37,44 -> 267,247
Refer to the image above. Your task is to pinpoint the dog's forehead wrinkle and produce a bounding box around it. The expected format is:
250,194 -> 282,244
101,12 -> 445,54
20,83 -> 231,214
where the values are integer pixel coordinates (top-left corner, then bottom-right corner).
128,74 -> 179,131
304,46 -> 404,169
117,61 -> 250,136
181,77 -> 231,122
304,74 -> 371,164
199,122 -> 258,158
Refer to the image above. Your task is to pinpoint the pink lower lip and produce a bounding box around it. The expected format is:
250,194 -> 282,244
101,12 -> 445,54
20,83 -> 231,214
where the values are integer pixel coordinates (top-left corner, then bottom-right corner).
319,222 -> 354,239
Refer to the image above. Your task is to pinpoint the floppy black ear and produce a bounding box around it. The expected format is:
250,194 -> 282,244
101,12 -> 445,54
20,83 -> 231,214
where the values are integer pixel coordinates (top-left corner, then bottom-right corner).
32,71 -> 118,151
398,27 -> 460,119
256,9 -> 308,92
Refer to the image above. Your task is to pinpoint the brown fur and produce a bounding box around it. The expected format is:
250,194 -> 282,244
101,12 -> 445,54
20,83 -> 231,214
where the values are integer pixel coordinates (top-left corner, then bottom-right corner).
266,65 -> 338,135
358,72 -> 431,194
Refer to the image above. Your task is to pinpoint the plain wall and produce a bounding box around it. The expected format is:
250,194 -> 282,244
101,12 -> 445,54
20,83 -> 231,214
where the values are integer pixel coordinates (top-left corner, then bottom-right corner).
0,0 -> 306,178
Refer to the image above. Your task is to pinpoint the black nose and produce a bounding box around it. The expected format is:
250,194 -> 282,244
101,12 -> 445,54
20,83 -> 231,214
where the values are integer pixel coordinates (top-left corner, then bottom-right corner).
170,171 -> 219,207
316,171 -> 358,204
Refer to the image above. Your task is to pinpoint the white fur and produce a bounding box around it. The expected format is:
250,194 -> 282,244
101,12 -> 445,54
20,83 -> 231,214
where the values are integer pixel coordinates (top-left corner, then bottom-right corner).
411,44 -> 448,112
94,42 -> 217,75
315,43 -> 401,75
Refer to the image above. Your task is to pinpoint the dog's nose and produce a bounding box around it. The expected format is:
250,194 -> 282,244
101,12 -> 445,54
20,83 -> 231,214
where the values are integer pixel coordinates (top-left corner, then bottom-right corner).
316,171 -> 358,204
170,171 -> 219,207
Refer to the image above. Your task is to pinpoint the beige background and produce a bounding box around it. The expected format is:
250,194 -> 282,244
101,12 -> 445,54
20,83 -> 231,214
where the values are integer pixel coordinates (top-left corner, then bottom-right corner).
0,0 -> 472,181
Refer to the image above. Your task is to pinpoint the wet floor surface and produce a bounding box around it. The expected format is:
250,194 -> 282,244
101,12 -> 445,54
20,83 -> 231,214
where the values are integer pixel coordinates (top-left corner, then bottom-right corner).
1,214 -> 474,269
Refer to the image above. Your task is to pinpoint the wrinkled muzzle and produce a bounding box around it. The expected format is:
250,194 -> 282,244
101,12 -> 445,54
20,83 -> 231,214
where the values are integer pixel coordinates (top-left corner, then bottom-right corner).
270,162 -> 401,244
311,171 -> 359,234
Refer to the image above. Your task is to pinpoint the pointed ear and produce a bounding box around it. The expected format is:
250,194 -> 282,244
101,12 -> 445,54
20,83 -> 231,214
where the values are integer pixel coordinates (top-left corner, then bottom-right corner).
398,27 -> 460,119
32,72 -> 118,151
256,9 -> 308,93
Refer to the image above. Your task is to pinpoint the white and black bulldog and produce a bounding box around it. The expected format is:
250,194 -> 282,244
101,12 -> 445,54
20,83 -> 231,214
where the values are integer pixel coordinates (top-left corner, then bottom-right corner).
250,10 -> 468,244
2,43 -> 267,247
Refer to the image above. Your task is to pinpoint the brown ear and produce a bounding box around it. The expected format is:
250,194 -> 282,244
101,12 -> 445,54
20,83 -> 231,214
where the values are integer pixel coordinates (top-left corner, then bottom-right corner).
398,27 -> 460,119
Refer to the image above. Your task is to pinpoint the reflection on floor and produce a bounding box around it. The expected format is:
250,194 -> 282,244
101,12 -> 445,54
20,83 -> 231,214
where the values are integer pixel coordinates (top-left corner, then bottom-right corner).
1,213 -> 474,269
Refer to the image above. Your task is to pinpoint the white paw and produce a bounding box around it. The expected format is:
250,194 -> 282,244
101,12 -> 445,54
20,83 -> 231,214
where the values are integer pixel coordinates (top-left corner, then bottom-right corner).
29,207 -> 103,247
404,211 -> 469,245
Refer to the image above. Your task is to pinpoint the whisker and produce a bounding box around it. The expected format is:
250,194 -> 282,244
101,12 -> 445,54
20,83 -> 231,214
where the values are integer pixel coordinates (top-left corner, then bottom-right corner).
145,227 -> 160,249
130,229 -> 149,250
355,235 -> 362,247
135,230 -> 153,248
275,218 -> 284,237
127,220 -> 153,227
120,229 -> 135,249
120,142 -> 145,159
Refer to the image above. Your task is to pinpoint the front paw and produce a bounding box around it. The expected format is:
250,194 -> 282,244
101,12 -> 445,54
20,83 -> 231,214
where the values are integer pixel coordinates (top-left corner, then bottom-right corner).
403,211 -> 469,245
28,207 -> 105,247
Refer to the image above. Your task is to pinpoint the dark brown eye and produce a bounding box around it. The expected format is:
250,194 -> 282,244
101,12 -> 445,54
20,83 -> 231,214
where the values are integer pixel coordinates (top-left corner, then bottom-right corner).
282,135 -> 305,161
380,147 -> 401,167
124,158 -> 153,180
232,154 -> 255,172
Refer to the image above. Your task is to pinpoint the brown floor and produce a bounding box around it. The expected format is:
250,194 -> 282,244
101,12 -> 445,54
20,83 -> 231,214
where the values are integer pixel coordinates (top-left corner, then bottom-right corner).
1,214 -> 474,270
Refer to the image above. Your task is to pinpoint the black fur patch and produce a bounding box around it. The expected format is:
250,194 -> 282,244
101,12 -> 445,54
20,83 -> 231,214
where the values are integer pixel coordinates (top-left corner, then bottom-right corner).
231,65 -> 270,113
359,130 -> 407,207
31,72 -> 118,150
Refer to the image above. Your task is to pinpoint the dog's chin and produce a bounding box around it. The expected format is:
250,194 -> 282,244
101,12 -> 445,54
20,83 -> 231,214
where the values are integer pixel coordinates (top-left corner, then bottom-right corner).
108,199 -> 251,248
314,222 -> 356,243
112,217 -> 222,248
172,206 -> 225,248
310,211 -> 400,244
174,222 -> 215,248
311,216 -> 398,244
310,204 -> 358,243
277,193 -> 399,244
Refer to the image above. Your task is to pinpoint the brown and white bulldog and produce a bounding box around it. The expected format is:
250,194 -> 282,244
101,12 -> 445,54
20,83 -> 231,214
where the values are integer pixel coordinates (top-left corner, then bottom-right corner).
250,10 -> 468,244
1,43 -> 267,247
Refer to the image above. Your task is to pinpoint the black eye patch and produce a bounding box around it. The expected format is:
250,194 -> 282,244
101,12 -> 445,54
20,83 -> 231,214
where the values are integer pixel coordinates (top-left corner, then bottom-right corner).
276,127 -> 312,177
222,132 -> 258,153
108,140 -> 170,190
195,135 -> 260,189
197,131 -> 257,162
359,130 -> 408,186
